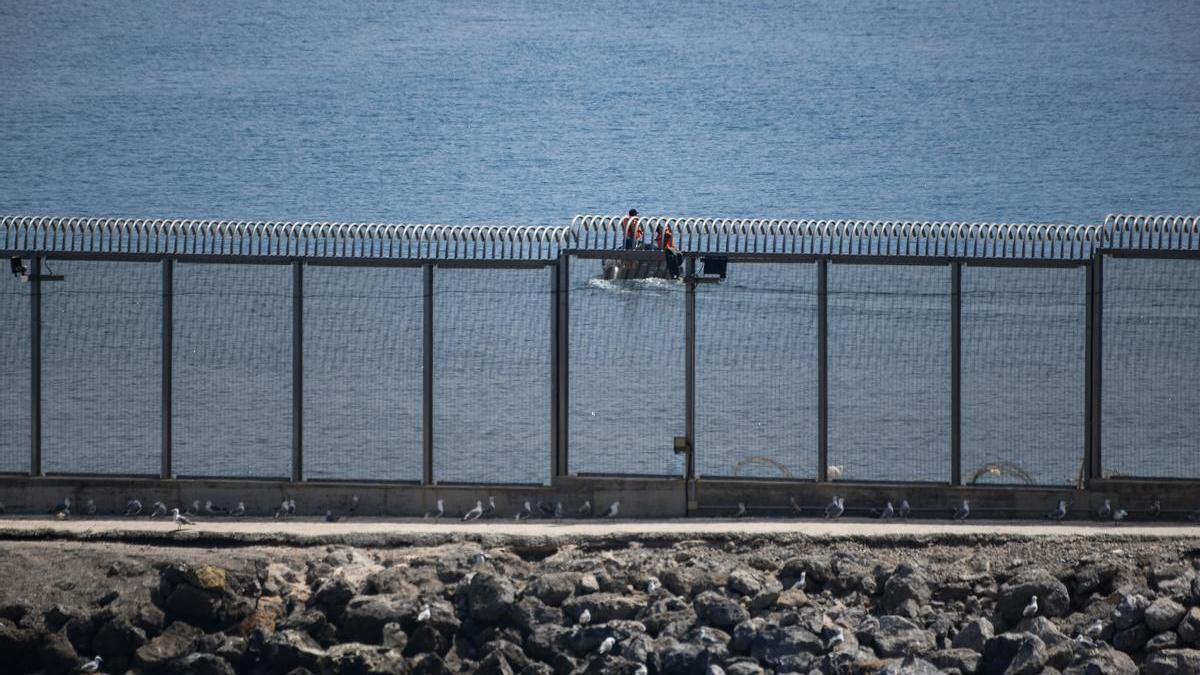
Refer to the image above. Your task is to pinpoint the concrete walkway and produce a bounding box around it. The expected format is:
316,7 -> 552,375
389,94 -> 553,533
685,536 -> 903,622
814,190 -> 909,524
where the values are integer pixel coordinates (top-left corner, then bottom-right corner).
1,516 -> 1198,544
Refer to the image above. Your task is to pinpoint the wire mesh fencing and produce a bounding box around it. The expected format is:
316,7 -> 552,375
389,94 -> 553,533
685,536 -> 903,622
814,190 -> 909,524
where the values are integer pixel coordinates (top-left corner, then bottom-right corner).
828,264 -> 951,482
433,267 -> 551,484
0,272 -> 29,474
696,263 -> 818,480
41,260 -> 161,475
173,263 -> 292,478
303,265 -> 423,482
568,255 -> 686,476
1102,256 -> 1200,479
961,266 -> 1085,486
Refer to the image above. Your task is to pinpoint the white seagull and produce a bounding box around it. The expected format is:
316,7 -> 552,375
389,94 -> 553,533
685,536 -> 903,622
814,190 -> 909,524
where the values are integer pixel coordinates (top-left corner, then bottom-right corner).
125,498 -> 143,517
1097,499 -> 1112,519
425,499 -> 444,520
826,627 -> 844,650
1113,508 -> 1128,523
1023,595 -> 1039,617
205,500 -> 227,515
601,501 -> 620,518
1049,499 -> 1068,521
515,500 -> 532,520
78,655 -> 103,673
171,508 -> 194,530
150,501 -> 168,518
577,608 -> 591,625
462,501 -> 484,522
646,578 -> 661,593
481,496 -> 496,516
287,499 -> 297,517
792,571 -> 807,590
231,501 -> 245,517
51,496 -> 72,515
577,500 -> 592,517
417,604 -> 432,622
598,636 -> 615,654
879,502 -> 894,519
897,499 -> 911,519
733,503 -> 747,518
824,496 -> 844,519
952,500 -> 970,521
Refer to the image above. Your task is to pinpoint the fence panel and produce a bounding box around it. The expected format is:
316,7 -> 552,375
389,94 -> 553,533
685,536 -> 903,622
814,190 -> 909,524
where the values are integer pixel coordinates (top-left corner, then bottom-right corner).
0,272 -> 29,473
42,260 -> 160,475
173,263 -> 292,478
568,255 -> 685,476
433,267 -> 551,484
1103,256 -> 1200,479
303,265 -> 423,482
696,262 -> 818,479
961,266 -> 1085,486
828,264 -> 950,482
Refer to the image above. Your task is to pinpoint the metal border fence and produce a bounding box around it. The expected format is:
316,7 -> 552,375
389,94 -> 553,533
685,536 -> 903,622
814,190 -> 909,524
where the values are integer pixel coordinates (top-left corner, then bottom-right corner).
1,212 -> 1197,487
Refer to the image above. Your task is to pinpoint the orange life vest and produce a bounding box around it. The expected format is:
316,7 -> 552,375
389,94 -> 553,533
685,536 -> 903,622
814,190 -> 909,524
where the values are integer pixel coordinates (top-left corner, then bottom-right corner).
656,224 -> 674,251
622,215 -> 642,240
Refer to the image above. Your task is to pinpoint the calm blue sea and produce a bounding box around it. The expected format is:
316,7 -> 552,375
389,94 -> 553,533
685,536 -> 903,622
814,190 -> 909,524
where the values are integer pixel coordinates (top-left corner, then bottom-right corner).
0,1 -> 1197,485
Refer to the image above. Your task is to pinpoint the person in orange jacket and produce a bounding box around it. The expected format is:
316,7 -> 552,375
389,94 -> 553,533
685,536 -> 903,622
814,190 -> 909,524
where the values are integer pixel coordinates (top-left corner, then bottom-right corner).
621,209 -> 642,249
656,221 -> 682,279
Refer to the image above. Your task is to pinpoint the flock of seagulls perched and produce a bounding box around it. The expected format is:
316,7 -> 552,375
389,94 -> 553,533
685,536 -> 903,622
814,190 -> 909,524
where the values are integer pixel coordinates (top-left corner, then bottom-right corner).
728,495 -> 1184,522
12,493 -> 1200,524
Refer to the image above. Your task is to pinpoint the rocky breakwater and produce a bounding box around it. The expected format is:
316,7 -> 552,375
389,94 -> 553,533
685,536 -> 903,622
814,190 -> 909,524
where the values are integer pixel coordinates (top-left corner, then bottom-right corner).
2,538 -> 1200,673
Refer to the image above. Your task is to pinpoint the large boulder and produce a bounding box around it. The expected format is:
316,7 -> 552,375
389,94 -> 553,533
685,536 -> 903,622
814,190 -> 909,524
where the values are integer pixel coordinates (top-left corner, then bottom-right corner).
748,626 -> 822,669
1144,649 -> 1200,675
311,576 -> 357,621
871,615 -> 936,658
637,596 -> 697,638
165,585 -> 222,628
38,630 -> 80,675
339,595 -> 411,644
171,653 -> 236,675
469,574 -> 516,623
1015,616 -> 1072,668
952,617 -> 994,653
1178,607 -> 1200,645
363,567 -> 422,598
691,591 -> 749,630
264,629 -> 325,672
0,620 -> 39,672
882,565 -> 932,619
1110,593 -> 1150,631
980,632 -> 1046,675
927,648 -> 982,674
563,593 -> 643,624
135,621 -> 203,671
998,570 -> 1071,621
1062,645 -> 1138,675
526,573 -> 579,607
1112,622 -> 1150,653
727,569 -> 763,597
1144,597 -> 1186,633
93,617 -> 148,672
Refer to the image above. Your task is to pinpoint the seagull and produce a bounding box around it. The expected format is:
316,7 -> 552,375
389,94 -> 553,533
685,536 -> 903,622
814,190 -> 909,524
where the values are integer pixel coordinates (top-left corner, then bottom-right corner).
468,551 -> 490,566
417,604 -> 432,622
287,499 -> 296,518
826,627 -> 844,650
790,496 -> 803,516
481,496 -> 496,516
792,571 -> 807,590
578,608 -> 592,625
1073,634 -> 1095,650
1049,499 -> 1068,521
515,500 -> 532,520
1023,595 -> 1038,617
349,495 -> 359,517
733,502 -> 747,518
125,498 -> 143,517
231,501 -> 245,517
171,508 -> 194,530
1149,500 -> 1161,519
646,578 -> 661,593
1097,499 -> 1112,520
205,500 -> 228,515
879,501 -> 894,519
898,499 -> 910,519
828,465 -> 844,480
538,499 -> 556,517
952,500 -> 970,521
324,510 -> 340,523
462,501 -> 484,522
1113,508 -> 1128,523
274,499 -> 288,520
78,655 -> 103,673
824,496 -> 844,519
424,499 -> 444,520
51,496 -> 71,515
598,636 -> 615,654
56,509 -> 70,520
634,666 -> 648,675
554,501 -> 564,519
1084,620 -> 1104,638
577,500 -> 592,517
84,499 -> 97,516
150,501 -> 167,518
601,501 -> 619,518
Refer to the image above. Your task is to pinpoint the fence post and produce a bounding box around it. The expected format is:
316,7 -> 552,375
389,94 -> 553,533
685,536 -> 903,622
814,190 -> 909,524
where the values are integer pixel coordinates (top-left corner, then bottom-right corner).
161,258 -> 173,479
29,254 -> 41,477
684,256 -> 696,480
817,259 -> 828,482
950,261 -> 962,485
1086,252 -> 1103,485
291,260 -> 303,482
557,256 -> 569,477
422,263 -> 434,485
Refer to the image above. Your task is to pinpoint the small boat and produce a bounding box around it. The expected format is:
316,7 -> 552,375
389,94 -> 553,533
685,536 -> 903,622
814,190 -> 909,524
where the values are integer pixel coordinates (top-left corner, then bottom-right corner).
600,249 -> 679,281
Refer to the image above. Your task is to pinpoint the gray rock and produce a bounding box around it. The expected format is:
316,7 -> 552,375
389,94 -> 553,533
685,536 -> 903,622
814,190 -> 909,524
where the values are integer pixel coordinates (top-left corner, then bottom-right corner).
927,648 -> 981,673
265,629 -> 326,672
0,601 -> 33,623
135,621 -> 203,669
311,576 -> 356,621
0,620 -> 39,671
172,653 -> 236,675
565,620 -> 647,655
725,660 -> 765,675
339,594 -> 409,643
882,565 -> 932,619
508,597 -> 563,636
779,557 -> 831,588
563,592 -> 642,624
1178,607 -> 1200,645
470,574 -> 518,623
165,584 -> 222,627
526,572 -> 579,607
1143,649 -> 1200,675
406,623 -> 449,657
1110,593 -> 1150,631
732,618 -> 766,654
872,615 -> 937,658
727,569 -> 762,597
880,655 -> 942,674
749,625 -> 823,667
638,596 -> 696,638
980,632 -> 1046,675
215,635 -> 247,664
998,569 -> 1071,621
481,639 -> 532,672
381,622 -> 407,651
38,630 -> 80,675
660,568 -> 703,597
577,573 -> 601,595
321,642 -> 409,674
1112,622 -> 1149,653
1146,630 -> 1180,651
92,617 -> 147,671
1062,645 -> 1138,675
1070,564 -> 1120,603
1144,597 -> 1186,633
137,603 -> 166,635
363,567 -> 422,598
477,650 -> 515,675
1015,616 -> 1072,668
951,617 -> 994,653
692,591 -> 749,630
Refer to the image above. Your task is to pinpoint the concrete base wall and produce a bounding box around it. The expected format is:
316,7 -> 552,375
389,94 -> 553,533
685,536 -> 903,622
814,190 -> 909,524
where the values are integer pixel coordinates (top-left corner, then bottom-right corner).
0,475 -> 1194,521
